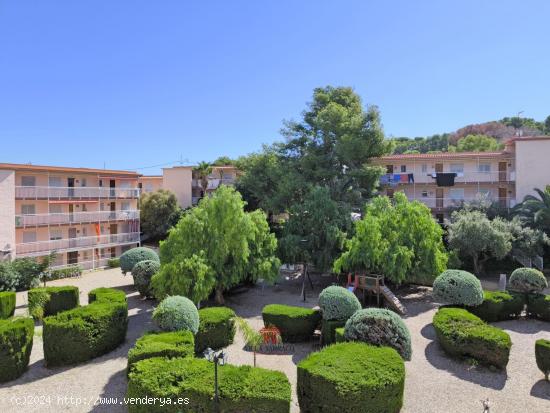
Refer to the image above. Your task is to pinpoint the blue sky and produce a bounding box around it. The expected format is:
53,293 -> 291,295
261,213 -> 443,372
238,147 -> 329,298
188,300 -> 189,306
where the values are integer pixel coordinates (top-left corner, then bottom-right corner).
1,1 -> 549,174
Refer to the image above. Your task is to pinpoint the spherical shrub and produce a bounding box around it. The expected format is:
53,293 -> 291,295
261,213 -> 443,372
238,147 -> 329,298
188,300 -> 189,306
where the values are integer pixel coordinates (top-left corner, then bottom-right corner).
119,247 -> 159,274
344,308 -> 412,361
131,260 -> 160,298
153,296 -> 199,334
318,286 -> 361,321
509,267 -> 548,293
433,269 -> 483,306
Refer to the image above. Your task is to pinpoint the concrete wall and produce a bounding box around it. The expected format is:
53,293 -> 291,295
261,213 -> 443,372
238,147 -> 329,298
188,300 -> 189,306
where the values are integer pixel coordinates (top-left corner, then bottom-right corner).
0,170 -> 15,260
162,167 -> 193,209
515,139 -> 550,202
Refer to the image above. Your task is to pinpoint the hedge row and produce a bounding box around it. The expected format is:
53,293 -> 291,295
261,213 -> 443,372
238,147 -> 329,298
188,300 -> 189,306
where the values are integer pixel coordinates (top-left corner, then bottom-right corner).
43,287 -> 128,367
127,356 -> 291,413
527,294 -> 550,321
28,286 -> 79,319
468,291 -> 525,322
195,306 -> 236,353
297,342 -> 405,413
535,339 -> 550,381
433,307 -> 511,369
0,317 -> 34,382
262,304 -> 320,343
0,291 -> 15,319
321,319 -> 346,345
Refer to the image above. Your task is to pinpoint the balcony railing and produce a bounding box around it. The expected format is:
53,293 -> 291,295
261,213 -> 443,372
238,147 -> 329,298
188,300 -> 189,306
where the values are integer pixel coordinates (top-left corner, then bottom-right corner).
51,258 -> 112,271
380,171 -> 516,185
16,232 -> 140,255
406,197 -> 516,209
15,186 -> 140,199
15,210 -> 140,227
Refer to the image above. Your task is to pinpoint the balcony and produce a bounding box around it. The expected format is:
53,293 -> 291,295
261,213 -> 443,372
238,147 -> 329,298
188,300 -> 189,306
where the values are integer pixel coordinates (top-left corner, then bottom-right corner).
380,170 -> 516,186
16,232 -> 140,256
15,186 -> 140,199
51,257 -> 112,271
15,210 -> 140,227
408,197 -> 516,209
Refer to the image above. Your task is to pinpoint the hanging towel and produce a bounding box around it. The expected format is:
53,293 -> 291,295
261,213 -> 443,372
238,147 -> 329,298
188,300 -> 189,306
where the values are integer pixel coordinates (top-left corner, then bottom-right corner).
400,174 -> 408,183
408,173 -> 414,183
435,173 -> 456,187
393,174 -> 401,182
379,174 -> 390,185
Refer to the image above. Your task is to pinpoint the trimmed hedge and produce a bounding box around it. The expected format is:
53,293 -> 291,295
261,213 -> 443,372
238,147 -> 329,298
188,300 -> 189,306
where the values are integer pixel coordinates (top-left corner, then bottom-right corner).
318,286 -> 361,321
43,287 -> 128,367
0,317 -> 34,382
433,307 -> 511,369
433,270 -> 483,306
297,342 -> 405,413
127,357 -> 291,413
120,247 -> 159,274
153,296 -> 200,334
527,293 -> 550,321
127,330 -> 194,375
509,267 -> 548,293
0,291 -> 16,319
195,306 -> 236,353
108,258 -> 120,268
535,339 -> 550,381
321,319 -> 346,345
28,286 -> 79,319
49,265 -> 82,281
334,327 -> 345,343
262,304 -> 320,343
468,290 -> 525,322
131,260 -> 160,298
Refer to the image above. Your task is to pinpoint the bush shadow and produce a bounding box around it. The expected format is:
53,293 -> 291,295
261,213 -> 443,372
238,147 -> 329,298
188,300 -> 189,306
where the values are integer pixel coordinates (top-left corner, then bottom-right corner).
530,379 -> 550,400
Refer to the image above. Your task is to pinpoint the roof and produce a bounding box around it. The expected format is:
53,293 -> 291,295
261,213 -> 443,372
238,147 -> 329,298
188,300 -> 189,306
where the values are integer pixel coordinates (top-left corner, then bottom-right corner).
0,162 -> 140,177
376,151 -> 511,161
139,175 -> 163,179
505,136 -> 550,143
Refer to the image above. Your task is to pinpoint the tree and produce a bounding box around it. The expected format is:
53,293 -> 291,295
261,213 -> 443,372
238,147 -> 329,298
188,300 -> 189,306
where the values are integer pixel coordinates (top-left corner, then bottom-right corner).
334,193 -> 447,285
152,186 -> 280,305
447,210 -> 512,275
513,188 -> 550,235
212,156 -> 235,166
235,317 -> 264,367
140,189 -> 182,241
449,134 -> 503,152
497,217 -> 550,259
545,115 -> 550,134
193,161 -> 213,197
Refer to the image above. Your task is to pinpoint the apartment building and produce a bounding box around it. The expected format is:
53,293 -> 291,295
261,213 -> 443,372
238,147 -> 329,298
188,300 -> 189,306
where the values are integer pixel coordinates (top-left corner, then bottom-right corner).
0,163 -> 141,270
372,136 -> 550,222
139,165 -> 239,209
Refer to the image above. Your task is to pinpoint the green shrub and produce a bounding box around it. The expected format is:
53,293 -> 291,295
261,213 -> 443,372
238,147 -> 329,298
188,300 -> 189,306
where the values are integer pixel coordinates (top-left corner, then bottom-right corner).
127,357 -> 291,413
127,330 -> 194,375
153,296 -> 199,334
509,267 -> 548,293
119,247 -> 159,274
344,308 -> 412,361
262,304 -> 320,343
43,287 -> 127,367
108,258 -> 120,268
318,286 -> 361,321
195,306 -> 236,353
297,342 -> 405,413
0,317 -> 34,382
334,327 -> 345,343
131,260 -> 160,298
0,291 -> 16,319
28,286 -> 79,319
11,258 -> 41,290
321,319 -> 346,345
0,261 -> 20,292
48,265 -> 82,281
433,307 -> 511,369
527,293 -> 550,321
535,339 -> 550,381
433,270 -> 483,306
468,290 -> 525,322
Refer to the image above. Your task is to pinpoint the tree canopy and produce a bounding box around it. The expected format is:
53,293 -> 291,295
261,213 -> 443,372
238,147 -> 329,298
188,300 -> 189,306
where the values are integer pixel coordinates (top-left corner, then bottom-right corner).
448,134 -> 503,152
513,187 -> 550,235
140,189 -> 182,241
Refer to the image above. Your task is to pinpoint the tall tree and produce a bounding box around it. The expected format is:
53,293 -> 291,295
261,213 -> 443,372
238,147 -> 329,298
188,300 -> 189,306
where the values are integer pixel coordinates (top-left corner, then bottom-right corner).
140,189 -> 182,241
513,188 -> 550,235
449,134 -> 503,152
194,161 -> 213,197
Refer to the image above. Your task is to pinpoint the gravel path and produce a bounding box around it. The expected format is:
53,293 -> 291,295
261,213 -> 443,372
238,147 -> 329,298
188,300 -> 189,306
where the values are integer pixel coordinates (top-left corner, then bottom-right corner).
0,270 -> 549,412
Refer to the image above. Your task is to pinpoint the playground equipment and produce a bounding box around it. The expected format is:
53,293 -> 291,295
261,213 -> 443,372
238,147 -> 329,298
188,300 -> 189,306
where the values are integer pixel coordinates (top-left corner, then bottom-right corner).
346,273 -> 407,315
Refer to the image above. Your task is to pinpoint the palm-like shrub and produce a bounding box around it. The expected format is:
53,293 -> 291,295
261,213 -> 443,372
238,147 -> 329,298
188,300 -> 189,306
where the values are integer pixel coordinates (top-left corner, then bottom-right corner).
131,260 -> 160,298
513,187 -> 550,234
509,267 -> 548,293
344,308 -> 412,360
318,286 -> 361,321
119,247 -> 159,274
152,296 -> 199,334
433,270 -> 483,306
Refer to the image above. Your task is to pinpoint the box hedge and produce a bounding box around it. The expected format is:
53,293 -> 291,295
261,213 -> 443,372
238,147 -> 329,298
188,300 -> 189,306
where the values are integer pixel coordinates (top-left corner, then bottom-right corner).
262,304 -> 320,343
127,330 -> 194,375
322,319 -> 346,345
28,286 -> 79,319
0,317 -> 34,382
468,290 -> 525,322
297,342 -> 405,413
433,307 -> 511,369
43,287 -> 128,367
527,293 -> 550,321
0,291 -> 16,319
127,356 -> 291,413
535,339 -> 550,381
334,327 -> 345,343
195,306 -> 236,353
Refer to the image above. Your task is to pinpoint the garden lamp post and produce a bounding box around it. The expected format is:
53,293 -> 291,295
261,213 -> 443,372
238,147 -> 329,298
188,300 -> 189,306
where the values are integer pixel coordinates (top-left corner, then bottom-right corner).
204,347 -> 228,412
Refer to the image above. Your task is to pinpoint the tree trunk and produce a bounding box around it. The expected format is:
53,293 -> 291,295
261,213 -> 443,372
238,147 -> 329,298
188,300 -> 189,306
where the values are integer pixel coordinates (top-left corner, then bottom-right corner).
215,287 -> 225,305
253,351 -> 257,367
472,254 -> 481,275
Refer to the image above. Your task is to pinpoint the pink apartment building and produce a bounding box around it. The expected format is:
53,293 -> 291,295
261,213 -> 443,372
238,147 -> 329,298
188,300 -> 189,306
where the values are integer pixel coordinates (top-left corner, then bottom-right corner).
0,163 -> 141,270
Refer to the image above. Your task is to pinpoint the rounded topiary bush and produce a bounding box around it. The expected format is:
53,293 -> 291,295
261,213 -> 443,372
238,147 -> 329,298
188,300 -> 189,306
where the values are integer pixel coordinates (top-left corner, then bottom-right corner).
153,296 -> 199,334
433,269 -> 483,306
131,260 -> 160,298
318,286 -> 361,321
0,317 -> 34,382
195,306 -> 236,353
509,267 -> 548,293
344,308 -> 412,361
297,342 -> 405,413
119,247 -> 159,274
536,339 -> 550,381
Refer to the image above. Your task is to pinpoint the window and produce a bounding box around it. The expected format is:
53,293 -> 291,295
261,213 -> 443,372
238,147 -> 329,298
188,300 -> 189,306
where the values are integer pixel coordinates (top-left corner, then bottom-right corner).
82,204 -> 88,212
49,229 -> 62,240
80,178 -> 87,187
449,188 -> 465,201
82,227 -> 88,237
421,164 -> 427,173
121,201 -> 130,211
421,190 -> 428,198
21,204 -> 36,215
23,231 -> 37,243
400,165 -> 407,173
385,165 -> 393,174
478,163 -> 491,173
478,189 -> 491,198
450,163 -> 464,173
145,183 -> 153,192
49,177 -> 62,187
49,204 -> 62,213
21,176 -> 36,186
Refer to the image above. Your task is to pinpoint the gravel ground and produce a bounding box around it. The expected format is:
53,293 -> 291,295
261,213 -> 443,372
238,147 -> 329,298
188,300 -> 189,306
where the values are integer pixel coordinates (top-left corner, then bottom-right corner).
0,269 -> 549,413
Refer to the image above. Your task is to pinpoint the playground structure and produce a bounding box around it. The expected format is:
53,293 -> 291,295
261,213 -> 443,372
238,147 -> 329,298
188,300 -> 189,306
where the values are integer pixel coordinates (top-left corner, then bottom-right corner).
346,273 -> 407,315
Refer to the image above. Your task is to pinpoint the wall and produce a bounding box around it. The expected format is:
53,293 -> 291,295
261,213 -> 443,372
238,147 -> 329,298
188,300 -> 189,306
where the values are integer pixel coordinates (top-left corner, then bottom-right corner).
162,167 -> 193,208
515,139 -> 550,202
0,170 -> 15,260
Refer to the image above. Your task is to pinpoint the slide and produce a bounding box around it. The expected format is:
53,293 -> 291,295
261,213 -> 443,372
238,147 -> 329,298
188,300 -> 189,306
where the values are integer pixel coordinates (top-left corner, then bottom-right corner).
380,286 -> 407,315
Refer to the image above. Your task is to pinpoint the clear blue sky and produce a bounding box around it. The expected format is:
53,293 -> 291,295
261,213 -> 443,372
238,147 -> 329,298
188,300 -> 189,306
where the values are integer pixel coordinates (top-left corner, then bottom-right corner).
1,1 -> 549,174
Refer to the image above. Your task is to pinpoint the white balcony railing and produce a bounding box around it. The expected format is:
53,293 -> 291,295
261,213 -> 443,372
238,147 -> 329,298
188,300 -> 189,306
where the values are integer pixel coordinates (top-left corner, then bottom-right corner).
15,186 -> 140,199
15,210 -> 140,227
380,170 -> 516,185
16,232 -> 140,255
407,197 -> 516,209
51,258 -> 112,271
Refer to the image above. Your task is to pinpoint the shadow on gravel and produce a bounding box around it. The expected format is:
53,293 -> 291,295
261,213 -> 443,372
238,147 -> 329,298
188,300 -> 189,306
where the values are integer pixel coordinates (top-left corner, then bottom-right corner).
530,379 -> 550,400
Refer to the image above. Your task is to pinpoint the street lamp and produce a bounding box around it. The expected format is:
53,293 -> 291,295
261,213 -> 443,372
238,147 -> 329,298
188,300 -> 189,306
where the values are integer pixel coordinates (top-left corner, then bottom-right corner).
204,348 -> 228,411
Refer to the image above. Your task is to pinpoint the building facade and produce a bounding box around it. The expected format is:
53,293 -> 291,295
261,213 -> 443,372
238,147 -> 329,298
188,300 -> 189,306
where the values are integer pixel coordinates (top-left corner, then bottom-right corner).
0,163 -> 141,270
372,137 -> 550,222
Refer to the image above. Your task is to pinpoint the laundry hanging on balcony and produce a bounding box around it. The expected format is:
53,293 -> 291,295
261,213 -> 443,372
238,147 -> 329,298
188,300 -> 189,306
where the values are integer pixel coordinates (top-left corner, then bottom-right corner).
431,172 -> 457,187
